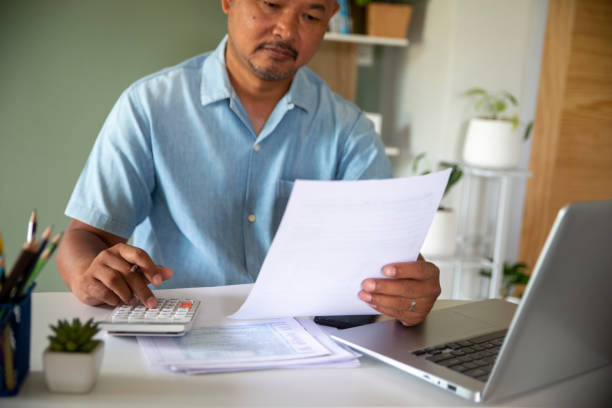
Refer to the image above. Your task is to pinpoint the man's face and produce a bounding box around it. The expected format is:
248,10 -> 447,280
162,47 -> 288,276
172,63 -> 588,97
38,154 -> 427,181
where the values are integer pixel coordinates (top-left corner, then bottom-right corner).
222,0 -> 339,81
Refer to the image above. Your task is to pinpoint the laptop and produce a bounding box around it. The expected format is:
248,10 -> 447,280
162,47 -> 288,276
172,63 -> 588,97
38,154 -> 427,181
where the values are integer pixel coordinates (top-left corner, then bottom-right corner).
331,200 -> 612,402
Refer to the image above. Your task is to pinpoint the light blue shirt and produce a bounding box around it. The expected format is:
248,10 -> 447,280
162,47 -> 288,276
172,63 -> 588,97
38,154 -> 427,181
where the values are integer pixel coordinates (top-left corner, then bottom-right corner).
66,37 -> 392,288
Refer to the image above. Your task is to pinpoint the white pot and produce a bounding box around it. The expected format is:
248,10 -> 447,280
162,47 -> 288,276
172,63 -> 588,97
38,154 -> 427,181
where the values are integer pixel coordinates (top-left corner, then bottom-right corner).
43,341 -> 104,393
421,209 -> 457,257
463,118 -> 521,169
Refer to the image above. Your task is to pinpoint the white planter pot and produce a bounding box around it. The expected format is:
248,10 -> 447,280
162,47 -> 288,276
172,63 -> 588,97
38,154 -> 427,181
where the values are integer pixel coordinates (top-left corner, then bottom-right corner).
421,209 -> 457,257
43,341 -> 104,393
463,118 -> 521,169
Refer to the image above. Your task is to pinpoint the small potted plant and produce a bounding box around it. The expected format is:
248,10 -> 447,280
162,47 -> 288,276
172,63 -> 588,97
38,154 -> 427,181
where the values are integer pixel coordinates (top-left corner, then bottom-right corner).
43,317 -> 104,393
413,154 -> 464,257
480,261 -> 530,300
462,88 -> 533,169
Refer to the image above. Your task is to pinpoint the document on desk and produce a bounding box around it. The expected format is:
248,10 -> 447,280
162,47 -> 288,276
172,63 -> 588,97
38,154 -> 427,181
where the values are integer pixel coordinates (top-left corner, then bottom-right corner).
139,317 -> 359,373
230,170 -> 451,319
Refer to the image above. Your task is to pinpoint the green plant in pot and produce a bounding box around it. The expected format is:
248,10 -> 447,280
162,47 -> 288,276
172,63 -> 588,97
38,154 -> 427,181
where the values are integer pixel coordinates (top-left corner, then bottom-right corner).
43,318 -> 105,393
462,88 -> 533,169
414,154 -> 464,257
480,261 -> 530,299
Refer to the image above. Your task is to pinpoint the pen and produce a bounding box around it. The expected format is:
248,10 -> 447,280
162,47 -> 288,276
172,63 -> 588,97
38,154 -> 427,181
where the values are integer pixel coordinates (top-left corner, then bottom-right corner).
21,232 -> 63,295
26,210 -> 37,243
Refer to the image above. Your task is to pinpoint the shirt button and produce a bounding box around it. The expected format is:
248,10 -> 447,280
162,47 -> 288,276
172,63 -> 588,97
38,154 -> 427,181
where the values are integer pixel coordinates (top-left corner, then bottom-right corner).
248,214 -> 256,223
253,144 -> 260,152
288,103 -> 295,109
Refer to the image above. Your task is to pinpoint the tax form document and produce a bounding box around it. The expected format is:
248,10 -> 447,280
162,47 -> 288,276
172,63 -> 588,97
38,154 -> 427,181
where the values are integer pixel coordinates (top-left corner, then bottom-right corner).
231,170 -> 451,319
140,318 -> 330,367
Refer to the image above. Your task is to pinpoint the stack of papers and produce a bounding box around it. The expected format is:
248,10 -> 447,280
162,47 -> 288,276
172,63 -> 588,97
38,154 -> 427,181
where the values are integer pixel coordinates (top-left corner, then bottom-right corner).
138,318 -> 359,374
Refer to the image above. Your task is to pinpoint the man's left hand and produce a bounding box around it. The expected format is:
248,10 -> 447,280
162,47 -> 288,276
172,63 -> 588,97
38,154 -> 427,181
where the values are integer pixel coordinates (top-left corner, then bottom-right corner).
359,256 -> 441,326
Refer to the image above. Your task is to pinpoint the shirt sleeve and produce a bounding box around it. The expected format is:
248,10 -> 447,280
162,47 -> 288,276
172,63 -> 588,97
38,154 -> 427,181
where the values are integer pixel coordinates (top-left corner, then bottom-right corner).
65,87 -> 155,238
336,111 -> 393,180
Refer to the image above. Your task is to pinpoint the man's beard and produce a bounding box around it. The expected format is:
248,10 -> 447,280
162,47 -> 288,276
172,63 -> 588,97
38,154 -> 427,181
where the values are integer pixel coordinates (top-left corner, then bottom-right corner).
247,59 -> 296,81
247,41 -> 299,81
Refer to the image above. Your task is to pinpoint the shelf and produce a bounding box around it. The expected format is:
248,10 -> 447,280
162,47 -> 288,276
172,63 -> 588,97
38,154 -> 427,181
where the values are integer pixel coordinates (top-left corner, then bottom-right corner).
425,256 -> 494,270
324,32 -> 409,47
384,146 -> 400,157
459,163 -> 532,178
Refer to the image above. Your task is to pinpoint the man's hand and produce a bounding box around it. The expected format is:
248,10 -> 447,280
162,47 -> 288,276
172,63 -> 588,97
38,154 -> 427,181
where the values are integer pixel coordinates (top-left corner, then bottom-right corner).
70,243 -> 173,308
359,256 -> 441,326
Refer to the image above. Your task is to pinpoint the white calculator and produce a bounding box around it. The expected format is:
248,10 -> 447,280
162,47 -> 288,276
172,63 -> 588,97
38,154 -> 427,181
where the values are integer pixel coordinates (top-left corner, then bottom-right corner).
98,297 -> 201,336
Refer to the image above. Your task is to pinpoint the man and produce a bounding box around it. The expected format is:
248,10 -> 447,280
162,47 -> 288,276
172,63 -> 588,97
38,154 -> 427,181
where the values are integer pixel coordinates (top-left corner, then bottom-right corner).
57,0 -> 441,326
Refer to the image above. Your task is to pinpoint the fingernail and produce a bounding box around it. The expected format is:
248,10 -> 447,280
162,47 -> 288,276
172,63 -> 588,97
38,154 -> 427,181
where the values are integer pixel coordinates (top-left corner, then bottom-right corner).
362,279 -> 376,292
153,274 -> 162,286
384,266 -> 396,277
146,297 -> 157,308
360,291 -> 372,302
128,297 -> 138,306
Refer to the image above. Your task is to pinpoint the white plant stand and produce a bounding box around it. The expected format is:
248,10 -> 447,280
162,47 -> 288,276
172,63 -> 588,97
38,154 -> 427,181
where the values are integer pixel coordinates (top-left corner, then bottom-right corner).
429,165 -> 532,299
452,165 -> 532,299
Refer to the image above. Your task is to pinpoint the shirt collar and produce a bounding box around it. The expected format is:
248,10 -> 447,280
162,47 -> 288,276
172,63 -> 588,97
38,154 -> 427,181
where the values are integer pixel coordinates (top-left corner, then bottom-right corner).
200,36 -> 234,106
200,35 -> 314,113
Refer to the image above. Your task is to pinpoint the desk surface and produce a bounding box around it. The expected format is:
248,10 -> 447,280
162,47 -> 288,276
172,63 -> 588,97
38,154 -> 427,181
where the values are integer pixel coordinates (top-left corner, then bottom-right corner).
5,285 -> 612,407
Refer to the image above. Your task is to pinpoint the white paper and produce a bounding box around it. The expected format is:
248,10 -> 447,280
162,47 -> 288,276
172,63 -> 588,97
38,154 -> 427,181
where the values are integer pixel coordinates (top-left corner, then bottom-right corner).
139,318 -> 330,367
231,170 -> 450,319
169,318 -> 360,374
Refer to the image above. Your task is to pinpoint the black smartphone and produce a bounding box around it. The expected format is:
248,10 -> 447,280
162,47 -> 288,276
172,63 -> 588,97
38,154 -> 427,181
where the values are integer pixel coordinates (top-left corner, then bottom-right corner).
314,314 -> 377,329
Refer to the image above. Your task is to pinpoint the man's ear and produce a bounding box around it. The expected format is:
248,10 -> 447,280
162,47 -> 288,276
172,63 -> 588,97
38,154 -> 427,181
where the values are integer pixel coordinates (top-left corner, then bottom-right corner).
331,2 -> 340,17
221,0 -> 232,14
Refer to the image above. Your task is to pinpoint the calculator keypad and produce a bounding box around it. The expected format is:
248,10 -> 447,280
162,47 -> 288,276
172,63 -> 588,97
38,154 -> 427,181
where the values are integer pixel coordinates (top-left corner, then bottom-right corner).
110,298 -> 198,324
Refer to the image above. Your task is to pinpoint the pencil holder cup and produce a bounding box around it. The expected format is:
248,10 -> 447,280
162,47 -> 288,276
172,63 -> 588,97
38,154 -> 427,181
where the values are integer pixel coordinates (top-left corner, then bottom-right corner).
0,285 -> 34,397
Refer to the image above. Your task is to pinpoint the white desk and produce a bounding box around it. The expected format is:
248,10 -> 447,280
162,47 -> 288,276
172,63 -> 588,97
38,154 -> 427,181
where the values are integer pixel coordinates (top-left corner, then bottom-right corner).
5,284 -> 612,407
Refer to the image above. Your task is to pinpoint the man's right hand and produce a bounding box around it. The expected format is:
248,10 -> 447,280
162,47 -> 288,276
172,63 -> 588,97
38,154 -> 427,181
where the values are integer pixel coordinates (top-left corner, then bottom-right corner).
57,219 -> 173,308
73,243 -> 172,308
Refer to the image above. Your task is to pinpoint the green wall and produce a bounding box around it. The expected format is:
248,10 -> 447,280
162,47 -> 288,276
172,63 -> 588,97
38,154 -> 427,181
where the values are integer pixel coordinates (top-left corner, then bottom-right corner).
0,0 -> 379,292
0,0 -> 227,291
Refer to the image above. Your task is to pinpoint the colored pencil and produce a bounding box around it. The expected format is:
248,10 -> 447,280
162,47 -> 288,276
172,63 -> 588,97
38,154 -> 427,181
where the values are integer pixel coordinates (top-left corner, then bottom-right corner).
2,325 -> 14,390
0,258 -> 4,291
22,232 -> 63,295
0,229 -> 4,286
26,210 -> 37,243
0,240 -> 37,302
34,225 -> 53,260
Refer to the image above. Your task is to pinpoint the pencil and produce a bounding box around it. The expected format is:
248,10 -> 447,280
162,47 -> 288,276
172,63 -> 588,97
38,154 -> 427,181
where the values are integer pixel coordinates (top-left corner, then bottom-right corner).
0,258 -> 4,291
26,209 -> 37,243
0,229 -> 4,286
21,232 -> 63,295
35,225 -> 53,260
0,240 -> 37,302
2,325 -> 15,390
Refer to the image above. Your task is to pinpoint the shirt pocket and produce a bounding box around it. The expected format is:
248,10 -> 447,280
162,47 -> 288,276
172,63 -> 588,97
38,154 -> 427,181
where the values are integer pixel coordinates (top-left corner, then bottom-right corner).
272,179 -> 295,234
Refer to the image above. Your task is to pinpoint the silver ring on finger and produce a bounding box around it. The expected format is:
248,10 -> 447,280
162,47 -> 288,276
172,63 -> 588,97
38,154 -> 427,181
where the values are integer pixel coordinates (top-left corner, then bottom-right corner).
409,298 -> 416,312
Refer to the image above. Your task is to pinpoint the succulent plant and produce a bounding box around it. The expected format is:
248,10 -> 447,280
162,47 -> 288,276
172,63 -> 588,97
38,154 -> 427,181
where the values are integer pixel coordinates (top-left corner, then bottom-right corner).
48,318 -> 101,353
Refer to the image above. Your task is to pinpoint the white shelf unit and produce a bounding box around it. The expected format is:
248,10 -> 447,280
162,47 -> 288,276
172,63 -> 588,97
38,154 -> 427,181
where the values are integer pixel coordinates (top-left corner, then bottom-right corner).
322,32 -> 408,158
323,32 -> 409,47
431,164 -> 532,299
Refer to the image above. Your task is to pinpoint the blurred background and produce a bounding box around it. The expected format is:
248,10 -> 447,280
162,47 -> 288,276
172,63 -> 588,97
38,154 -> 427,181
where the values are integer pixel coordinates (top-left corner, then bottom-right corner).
1,0 -> 610,298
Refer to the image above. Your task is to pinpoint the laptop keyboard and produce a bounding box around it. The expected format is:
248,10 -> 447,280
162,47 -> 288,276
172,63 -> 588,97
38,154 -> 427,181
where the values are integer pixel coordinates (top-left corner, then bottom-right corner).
412,329 -> 507,382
